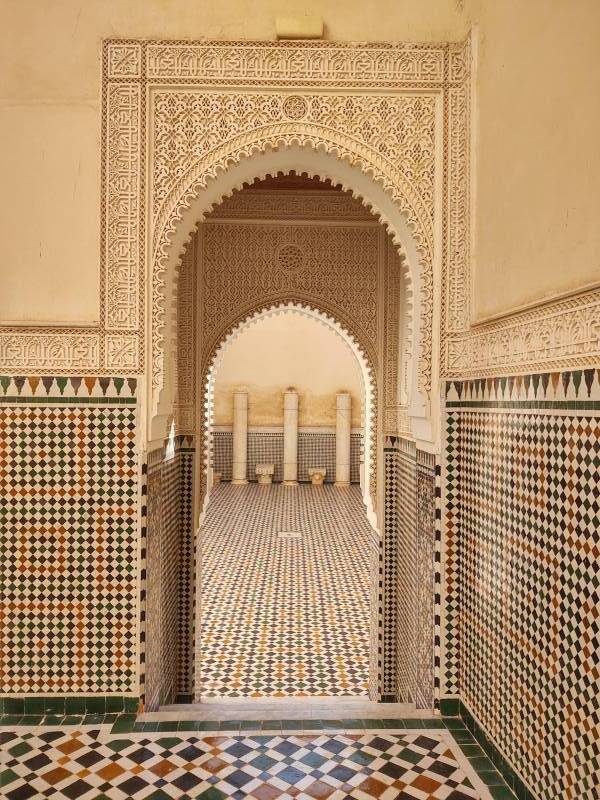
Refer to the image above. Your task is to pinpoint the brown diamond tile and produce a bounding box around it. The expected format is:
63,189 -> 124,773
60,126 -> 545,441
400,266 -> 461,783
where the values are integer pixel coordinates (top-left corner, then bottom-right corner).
41,766 -> 72,785
97,762 -> 126,781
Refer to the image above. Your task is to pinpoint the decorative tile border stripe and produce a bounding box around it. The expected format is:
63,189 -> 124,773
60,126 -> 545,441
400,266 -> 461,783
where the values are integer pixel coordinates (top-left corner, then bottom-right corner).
0,696 -> 140,715
445,368 -> 600,403
446,399 -> 600,411
0,375 -> 137,400
442,701 -> 538,800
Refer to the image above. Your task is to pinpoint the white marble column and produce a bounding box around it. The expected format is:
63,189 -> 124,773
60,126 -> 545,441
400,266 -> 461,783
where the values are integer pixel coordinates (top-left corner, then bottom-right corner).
231,389 -> 248,484
335,392 -> 352,486
283,389 -> 298,485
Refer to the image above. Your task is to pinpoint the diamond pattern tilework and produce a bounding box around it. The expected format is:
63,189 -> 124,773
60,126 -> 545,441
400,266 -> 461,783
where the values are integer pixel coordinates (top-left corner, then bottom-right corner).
178,448 -> 195,696
444,371 -> 600,799
145,452 -> 163,711
1,728 -> 488,800
139,461 -> 148,704
213,431 -> 362,484
212,430 -> 234,481
197,484 -> 371,697
415,452 -> 435,710
393,439 -> 417,705
384,438 -> 437,709
0,380 -> 138,694
145,442 -> 192,710
382,447 -> 399,698
442,411 -> 460,697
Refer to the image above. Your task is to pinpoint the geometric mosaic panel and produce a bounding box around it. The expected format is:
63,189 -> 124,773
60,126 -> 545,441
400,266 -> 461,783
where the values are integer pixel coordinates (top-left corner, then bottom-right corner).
393,439 -> 418,704
415,451 -> 436,710
384,436 -> 438,709
383,446 -> 400,699
212,430 -> 363,484
177,447 -> 195,697
444,370 -> 600,799
1,728 -> 487,800
0,376 -> 138,694
144,438 -> 195,710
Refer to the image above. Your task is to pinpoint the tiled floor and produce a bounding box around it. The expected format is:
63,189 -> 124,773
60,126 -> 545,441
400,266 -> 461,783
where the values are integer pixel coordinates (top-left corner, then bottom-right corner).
200,484 -> 372,697
1,726 -> 500,800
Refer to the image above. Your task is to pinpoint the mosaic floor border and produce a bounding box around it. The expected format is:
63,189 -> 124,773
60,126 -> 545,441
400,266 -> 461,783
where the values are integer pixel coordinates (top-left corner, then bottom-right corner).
1,722 -> 515,800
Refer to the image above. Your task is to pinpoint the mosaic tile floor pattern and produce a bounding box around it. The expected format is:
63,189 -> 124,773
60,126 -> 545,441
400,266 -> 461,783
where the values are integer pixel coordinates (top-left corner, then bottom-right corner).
200,484 -> 372,697
1,729 -> 488,800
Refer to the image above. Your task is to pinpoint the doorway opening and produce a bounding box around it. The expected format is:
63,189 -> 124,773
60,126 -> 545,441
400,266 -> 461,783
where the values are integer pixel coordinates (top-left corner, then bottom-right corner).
144,167 -> 423,711
199,308 -> 373,698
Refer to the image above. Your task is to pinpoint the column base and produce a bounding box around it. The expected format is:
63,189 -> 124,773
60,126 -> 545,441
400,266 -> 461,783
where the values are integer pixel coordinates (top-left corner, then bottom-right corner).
335,480 -> 351,487
231,479 -> 248,485
283,480 -> 298,486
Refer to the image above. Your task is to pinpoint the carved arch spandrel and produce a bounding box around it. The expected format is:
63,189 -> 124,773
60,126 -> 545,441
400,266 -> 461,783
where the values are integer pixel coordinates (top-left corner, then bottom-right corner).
201,292 -> 379,377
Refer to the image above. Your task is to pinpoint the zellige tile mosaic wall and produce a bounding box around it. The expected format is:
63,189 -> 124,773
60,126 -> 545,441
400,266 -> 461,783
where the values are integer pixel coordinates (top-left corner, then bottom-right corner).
144,436 -> 195,710
443,369 -> 600,799
384,436 -> 437,709
0,376 -> 139,695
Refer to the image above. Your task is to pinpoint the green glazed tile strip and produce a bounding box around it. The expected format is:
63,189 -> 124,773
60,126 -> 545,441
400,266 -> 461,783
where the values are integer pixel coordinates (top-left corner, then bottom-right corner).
441,700 -> 538,800
0,695 -> 140,716
0,396 -> 136,405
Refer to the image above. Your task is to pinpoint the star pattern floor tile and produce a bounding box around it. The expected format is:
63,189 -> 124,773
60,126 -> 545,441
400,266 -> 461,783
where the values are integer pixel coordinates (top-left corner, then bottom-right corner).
199,484 -> 372,697
1,729 -> 490,799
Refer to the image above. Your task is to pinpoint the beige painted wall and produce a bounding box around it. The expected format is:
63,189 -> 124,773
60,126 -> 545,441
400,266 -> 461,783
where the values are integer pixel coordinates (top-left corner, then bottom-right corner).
213,313 -> 363,428
1,0 -> 598,323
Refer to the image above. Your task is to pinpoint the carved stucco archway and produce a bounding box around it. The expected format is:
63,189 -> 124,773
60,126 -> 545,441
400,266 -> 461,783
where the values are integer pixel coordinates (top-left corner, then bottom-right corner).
194,301 -> 381,700
145,103 -> 440,707
150,142 -> 433,445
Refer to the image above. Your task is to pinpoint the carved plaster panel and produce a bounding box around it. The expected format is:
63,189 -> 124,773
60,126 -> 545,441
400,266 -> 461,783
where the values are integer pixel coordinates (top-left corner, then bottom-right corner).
209,189 -> 374,221
2,37 -> 595,390
199,222 -> 380,369
444,288 -> 600,377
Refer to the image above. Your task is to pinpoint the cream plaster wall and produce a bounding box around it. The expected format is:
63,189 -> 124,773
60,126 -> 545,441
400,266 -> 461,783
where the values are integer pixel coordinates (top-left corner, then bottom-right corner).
1,0 -> 598,323
213,313 -> 363,428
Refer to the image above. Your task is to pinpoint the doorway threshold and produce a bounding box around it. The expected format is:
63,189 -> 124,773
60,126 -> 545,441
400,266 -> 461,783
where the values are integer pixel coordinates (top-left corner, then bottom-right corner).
154,695 -> 432,721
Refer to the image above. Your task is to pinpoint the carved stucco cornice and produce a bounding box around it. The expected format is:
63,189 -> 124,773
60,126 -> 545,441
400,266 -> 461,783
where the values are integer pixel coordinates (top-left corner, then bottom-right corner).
444,286 -> 600,377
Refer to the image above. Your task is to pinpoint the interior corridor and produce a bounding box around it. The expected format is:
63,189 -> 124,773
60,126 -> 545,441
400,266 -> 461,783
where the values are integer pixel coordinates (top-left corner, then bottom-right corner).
199,483 -> 372,698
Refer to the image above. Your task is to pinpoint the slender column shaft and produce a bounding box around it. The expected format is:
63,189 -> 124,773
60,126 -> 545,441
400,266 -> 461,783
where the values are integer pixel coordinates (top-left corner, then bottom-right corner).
231,390 -> 248,484
283,389 -> 298,485
335,392 -> 352,486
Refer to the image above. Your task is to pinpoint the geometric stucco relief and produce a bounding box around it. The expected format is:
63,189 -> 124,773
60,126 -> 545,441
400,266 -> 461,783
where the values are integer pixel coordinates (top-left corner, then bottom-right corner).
1,37 -> 596,384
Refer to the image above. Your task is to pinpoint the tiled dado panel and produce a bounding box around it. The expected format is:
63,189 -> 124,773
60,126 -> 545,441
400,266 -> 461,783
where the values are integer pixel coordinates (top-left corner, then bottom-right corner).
143,437 -> 195,710
0,376 -> 138,694
212,431 -> 362,484
384,437 -> 438,708
444,370 -> 600,800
